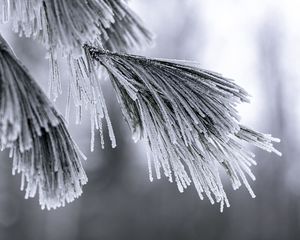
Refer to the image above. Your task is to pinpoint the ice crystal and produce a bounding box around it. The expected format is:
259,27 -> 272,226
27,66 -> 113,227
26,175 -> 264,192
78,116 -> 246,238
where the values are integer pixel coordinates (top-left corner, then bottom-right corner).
1,0 -> 153,149
85,46 -> 281,211
0,34 -> 87,210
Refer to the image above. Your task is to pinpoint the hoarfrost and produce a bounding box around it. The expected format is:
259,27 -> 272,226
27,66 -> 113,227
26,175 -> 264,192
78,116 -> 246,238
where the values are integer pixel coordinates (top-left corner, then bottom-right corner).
0,34 -> 87,210
87,46 -> 281,210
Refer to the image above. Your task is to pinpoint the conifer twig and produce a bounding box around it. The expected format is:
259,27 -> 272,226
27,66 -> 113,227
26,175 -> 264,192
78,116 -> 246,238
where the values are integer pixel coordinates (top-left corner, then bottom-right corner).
85,46 -> 281,211
0,34 -> 87,210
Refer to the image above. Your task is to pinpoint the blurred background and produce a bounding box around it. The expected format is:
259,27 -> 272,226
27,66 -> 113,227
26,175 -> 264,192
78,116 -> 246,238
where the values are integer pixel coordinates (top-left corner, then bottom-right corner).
0,0 -> 300,239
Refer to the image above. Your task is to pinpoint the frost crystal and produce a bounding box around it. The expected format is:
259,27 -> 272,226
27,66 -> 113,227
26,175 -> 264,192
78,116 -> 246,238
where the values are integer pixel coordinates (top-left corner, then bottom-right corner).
86,46 -> 281,211
0,34 -> 87,210
1,0 -> 153,149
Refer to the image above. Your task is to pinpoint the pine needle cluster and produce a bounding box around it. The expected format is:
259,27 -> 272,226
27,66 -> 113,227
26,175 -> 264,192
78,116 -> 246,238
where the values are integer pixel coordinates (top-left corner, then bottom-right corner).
85,47 -> 280,211
0,35 -> 87,210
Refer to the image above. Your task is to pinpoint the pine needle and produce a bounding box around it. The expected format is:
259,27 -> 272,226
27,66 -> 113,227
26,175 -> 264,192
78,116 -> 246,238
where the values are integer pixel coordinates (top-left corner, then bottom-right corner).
85,46 -> 281,211
0,34 -> 87,210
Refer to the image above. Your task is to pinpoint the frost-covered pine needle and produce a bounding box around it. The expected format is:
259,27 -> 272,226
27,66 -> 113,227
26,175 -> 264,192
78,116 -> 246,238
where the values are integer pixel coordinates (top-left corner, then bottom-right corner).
100,0 -> 154,52
0,0 -> 153,149
85,46 -> 281,211
0,34 -> 87,210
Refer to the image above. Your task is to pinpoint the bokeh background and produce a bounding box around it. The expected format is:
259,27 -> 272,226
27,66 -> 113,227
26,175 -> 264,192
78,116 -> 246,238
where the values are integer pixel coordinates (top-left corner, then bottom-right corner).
1,0 -> 300,239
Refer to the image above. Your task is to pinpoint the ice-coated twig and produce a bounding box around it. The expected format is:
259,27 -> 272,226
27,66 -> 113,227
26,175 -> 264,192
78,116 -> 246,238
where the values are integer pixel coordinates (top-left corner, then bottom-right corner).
85,46 -> 281,211
0,34 -> 87,210
0,0 -> 153,149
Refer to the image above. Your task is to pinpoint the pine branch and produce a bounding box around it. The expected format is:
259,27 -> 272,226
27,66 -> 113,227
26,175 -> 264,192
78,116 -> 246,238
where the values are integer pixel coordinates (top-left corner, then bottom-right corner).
0,34 -> 87,210
85,46 -> 281,211
0,1 -> 282,212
